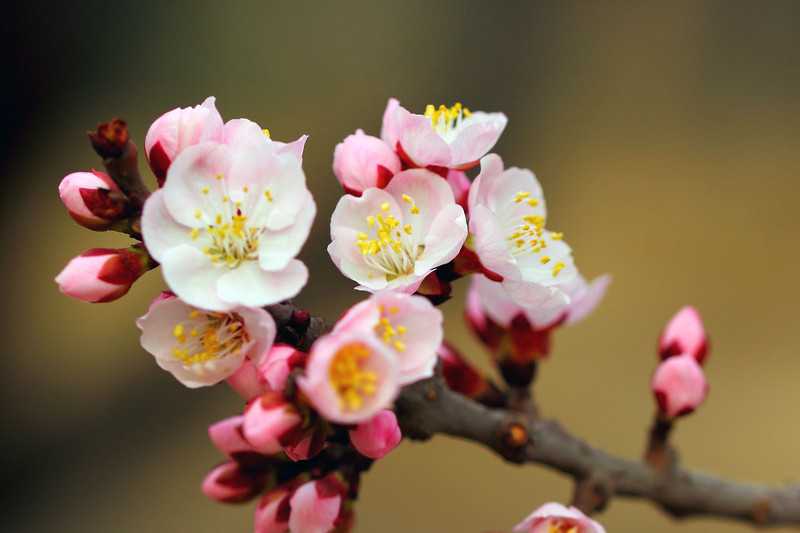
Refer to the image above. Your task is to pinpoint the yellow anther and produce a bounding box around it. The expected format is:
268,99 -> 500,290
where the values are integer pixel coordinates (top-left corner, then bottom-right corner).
243,185 -> 249,193
215,214 -> 223,225
201,186 -> 210,195
552,262 -> 566,277
262,128 -> 271,138
328,342 -> 376,411
380,202 -> 390,212
190,228 -> 200,240
393,340 -> 406,352
264,190 -> 274,202
404,224 -> 413,235
551,232 -> 564,241
215,174 -> 223,181
194,209 -> 203,220
540,256 -> 551,264
527,198 -> 539,207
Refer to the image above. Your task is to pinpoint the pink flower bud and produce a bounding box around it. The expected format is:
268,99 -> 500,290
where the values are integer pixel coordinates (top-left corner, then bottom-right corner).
201,460 -> 264,504
254,486 -> 293,533
651,354 -> 709,418
144,96 -> 224,186
226,359 -> 270,400
208,416 -> 254,458
333,129 -> 400,195
513,502 -> 606,533
261,344 -> 304,393
242,393 -> 303,455
659,306 -> 709,364
288,476 -> 345,533
58,171 -> 128,230
349,409 -> 402,459
55,246 -> 149,303
445,169 -> 471,210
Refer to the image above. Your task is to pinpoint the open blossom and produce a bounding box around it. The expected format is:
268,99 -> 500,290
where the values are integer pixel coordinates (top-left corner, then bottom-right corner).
652,354 -> 708,418
659,306 -> 709,364
468,154 -> 578,307
349,409 -> 402,460
381,98 -> 507,170
141,138 -> 316,311
466,273 -> 610,360
328,169 -> 467,293
137,293 -> 276,387
299,330 -> 399,424
55,246 -> 150,303
513,502 -> 606,533
222,117 -> 308,161
58,171 -> 128,230
145,97 -> 224,186
334,292 -> 442,385
333,129 -> 401,195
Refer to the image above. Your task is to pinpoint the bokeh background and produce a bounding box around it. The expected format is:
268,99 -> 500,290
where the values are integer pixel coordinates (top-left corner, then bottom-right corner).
4,1 -> 800,531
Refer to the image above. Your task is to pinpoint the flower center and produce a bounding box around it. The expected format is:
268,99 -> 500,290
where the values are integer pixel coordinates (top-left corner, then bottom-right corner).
357,197 -> 424,281
172,309 -> 248,365
190,174 -> 275,268
328,342 -> 378,411
548,523 -> 579,533
374,305 -> 408,352
506,190 -> 566,279
424,102 -> 472,139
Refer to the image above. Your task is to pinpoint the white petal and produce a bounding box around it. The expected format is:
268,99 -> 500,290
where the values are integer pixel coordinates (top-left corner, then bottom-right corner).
141,190 -> 200,262
161,245 -> 230,311
258,191 -> 316,271
217,260 -> 308,307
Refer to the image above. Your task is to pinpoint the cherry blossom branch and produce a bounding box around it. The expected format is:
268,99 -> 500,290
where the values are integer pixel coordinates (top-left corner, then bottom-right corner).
267,303 -> 800,528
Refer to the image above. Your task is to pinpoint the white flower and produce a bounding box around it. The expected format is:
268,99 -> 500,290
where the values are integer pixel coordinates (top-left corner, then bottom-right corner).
141,139 -> 316,311
468,153 -> 577,308
328,169 -> 467,293
137,293 -> 276,388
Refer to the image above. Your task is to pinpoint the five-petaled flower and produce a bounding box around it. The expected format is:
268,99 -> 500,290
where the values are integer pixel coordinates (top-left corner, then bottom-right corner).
468,153 -> 577,308
381,98 -> 507,170
137,293 -> 276,387
328,169 -> 467,293
142,137 -> 316,311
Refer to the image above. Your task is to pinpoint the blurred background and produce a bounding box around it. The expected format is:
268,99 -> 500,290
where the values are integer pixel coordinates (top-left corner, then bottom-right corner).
3,1 -> 800,531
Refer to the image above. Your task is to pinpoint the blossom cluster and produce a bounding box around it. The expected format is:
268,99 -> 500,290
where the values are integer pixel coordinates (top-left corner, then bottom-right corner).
52,95 -> 720,533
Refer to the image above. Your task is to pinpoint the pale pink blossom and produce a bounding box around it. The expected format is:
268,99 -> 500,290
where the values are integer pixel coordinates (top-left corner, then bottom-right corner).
55,247 -> 149,303
513,502 -> 606,533
381,98 -> 507,170
334,292 -> 442,384
333,129 -> 401,195
659,306 -> 709,364
58,171 -> 128,230
137,294 -> 276,388
221,117 -> 308,162
288,477 -> 345,533
242,392 -> 303,455
651,354 -> 708,418
299,330 -> 399,424
468,154 -> 577,308
141,139 -> 316,311
328,169 -> 467,293
201,460 -> 264,504
349,409 -> 402,459
145,96 -> 224,186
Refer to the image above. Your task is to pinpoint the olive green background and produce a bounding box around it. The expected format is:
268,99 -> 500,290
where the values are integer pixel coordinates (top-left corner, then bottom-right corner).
4,1 -> 800,531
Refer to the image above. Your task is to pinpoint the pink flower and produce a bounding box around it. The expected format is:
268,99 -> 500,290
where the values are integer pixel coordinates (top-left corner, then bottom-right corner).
145,97 -> 224,186
381,98 -> 507,170
659,306 -> 709,364
299,330 -> 399,424
288,477 -> 345,533
58,171 -> 128,230
141,139 -> 316,311
349,409 -> 402,459
467,154 -> 577,308
137,293 -> 276,388
334,292 -> 442,385
466,273 -> 610,361
333,129 -> 401,195
222,118 -> 308,161
242,392 -> 303,455
328,169 -> 467,293
651,354 -> 709,418
513,502 -> 606,533
226,359 -> 270,399
55,246 -> 150,303
201,460 -> 264,504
